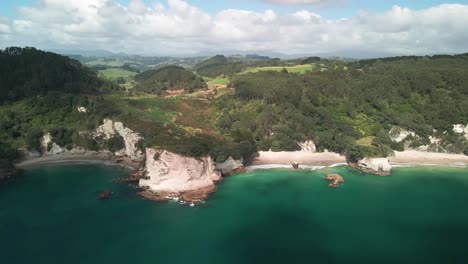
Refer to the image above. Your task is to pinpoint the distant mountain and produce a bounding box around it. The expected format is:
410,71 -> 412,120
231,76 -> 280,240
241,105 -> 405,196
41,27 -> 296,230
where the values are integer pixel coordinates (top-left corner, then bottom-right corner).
48,49 -> 120,57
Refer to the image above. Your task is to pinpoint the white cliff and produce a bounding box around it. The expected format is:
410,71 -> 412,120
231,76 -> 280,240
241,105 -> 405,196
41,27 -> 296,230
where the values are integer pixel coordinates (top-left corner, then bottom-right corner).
41,133 -> 65,155
216,157 -> 244,175
299,140 -> 317,152
95,119 -> 143,160
139,148 -> 222,195
351,158 -> 392,176
453,124 -> 468,140
389,127 -> 416,143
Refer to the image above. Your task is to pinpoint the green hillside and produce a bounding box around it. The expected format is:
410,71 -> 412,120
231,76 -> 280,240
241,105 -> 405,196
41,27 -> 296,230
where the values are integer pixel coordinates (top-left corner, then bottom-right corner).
135,66 -> 206,93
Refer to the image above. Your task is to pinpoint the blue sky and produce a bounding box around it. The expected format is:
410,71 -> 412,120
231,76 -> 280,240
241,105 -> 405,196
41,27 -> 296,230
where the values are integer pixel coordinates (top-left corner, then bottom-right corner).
1,0 -> 468,56
2,0 -> 467,19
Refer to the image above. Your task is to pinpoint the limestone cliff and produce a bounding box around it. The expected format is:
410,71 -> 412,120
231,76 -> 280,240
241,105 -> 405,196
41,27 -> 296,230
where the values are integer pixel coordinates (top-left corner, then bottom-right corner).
349,158 -> 392,176
94,119 -> 143,160
216,157 -> 244,175
25,119 -> 143,163
299,140 -> 317,152
453,124 -> 468,140
40,133 -> 89,156
138,148 -> 222,203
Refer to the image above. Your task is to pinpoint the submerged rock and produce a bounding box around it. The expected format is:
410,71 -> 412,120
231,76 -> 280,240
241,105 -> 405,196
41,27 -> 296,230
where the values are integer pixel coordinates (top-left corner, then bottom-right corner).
324,174 -> 344,188
349,158 -> 392,176
98,190 -> 113,200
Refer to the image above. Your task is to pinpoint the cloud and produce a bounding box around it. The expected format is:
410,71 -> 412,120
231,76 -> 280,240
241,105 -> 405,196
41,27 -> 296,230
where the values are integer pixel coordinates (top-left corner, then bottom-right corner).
0,18 -> 11,34
259,0 -> 342,7
1,0 -> 468,56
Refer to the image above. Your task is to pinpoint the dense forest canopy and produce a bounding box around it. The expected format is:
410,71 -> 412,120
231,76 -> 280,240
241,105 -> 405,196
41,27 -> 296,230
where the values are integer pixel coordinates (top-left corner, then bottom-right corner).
0,47 -> 122,171
135,65 -> 206,93
0,47 -> 116,103
194,55 -> 290,78
1,47 -> 468,174
217,54 -> 468,160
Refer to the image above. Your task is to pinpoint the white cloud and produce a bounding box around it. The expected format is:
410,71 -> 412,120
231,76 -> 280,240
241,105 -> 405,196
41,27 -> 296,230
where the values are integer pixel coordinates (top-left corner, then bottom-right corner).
2,0 -> 468,56
259,0 -> 342,6
0,18 -> 11,34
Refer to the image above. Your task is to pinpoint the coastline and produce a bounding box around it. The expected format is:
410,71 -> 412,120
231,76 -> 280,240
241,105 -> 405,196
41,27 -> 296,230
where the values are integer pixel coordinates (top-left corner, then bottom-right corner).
389,151 -> 468,167
247,150 -> 468,171
250,151 -> 347,166
15,152 -> 140,171
14,150 -> 468,174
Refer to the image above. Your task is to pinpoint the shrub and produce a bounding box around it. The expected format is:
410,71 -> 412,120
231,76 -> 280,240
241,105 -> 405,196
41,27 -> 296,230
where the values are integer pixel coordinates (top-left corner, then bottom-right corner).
106,135 -> 125,153
153,152 -> 160,160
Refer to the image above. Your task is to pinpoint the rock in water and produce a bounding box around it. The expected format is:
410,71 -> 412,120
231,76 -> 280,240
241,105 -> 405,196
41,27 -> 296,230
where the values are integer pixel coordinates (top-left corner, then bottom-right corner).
349,158 -> 392,176
325,174 -> 344,188
292,161 -> 299,169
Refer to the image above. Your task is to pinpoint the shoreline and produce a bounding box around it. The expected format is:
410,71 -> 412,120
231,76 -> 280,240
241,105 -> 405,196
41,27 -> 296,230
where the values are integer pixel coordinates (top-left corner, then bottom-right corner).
247,150 -> 468,171
388,151 -> 468,167
15,150 -> 468,173
16,153 -> 140,171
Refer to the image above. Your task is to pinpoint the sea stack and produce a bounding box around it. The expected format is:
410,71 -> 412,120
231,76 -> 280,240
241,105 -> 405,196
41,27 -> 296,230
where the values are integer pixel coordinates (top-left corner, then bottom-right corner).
349,158 -> 392,176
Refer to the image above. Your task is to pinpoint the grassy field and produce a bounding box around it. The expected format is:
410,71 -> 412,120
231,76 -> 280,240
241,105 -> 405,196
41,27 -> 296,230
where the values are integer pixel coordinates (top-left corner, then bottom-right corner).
206,77 -> 230,86
86,59 -> 127,67
356,136 -> 376,147
99,68 -> 137,80
240,64 -> 315,74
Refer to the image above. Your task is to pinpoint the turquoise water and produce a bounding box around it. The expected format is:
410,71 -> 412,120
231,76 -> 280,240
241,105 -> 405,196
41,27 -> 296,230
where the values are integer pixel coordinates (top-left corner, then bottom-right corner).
1,165 -> 468,264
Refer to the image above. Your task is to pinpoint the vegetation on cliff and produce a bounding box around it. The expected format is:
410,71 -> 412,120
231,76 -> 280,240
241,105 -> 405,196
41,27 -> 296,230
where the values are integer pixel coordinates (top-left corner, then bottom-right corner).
216,54 -> 468,161
0,47 -> 122,169
1,47 -> 468,172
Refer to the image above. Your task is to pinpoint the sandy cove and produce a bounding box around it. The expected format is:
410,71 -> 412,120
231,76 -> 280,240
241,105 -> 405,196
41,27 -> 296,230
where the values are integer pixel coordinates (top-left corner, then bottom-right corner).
247,151 -> 347,170
248,150 -> 468,169
16,152 -> 140,171
389,151 -> 468,167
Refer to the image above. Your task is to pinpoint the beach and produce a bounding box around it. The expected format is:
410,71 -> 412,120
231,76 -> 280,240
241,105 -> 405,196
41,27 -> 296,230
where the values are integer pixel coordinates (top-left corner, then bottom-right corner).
248,151 -> 347,169
389,150 -> 468,167
15,152 -> 139,171
249,150 -> 468,169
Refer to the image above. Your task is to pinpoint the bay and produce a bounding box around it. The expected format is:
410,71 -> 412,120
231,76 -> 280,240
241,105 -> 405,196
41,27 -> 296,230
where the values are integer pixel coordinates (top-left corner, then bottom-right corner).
1,164 -> 468,264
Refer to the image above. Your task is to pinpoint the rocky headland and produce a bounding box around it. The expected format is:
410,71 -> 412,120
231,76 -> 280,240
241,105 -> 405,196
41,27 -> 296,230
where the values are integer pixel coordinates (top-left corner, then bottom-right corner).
138,148 -> 222,204
348,158 -> 393,176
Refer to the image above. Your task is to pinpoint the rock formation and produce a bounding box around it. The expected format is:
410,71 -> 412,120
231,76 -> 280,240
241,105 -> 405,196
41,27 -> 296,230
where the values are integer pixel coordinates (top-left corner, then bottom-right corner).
299,140 -> 317,152
324,174 -> 344,188
453,124 -> 468,140
94,119 -> 143,160
138,148 -> 222,204
215,157 -> 244,175
389,127 -> 416,143
349,158 -> 392,176
292,161 -> 299,169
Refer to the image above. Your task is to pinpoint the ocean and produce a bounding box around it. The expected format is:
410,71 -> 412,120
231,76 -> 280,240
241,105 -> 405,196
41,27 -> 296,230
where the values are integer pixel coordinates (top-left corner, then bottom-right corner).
1,164 -> 468,264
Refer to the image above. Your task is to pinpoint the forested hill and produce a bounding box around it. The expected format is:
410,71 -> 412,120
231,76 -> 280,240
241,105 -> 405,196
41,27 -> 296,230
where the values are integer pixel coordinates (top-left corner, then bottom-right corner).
218,54 -> 468,160
0,47 -> 115,103
135,65 -> 206,93
0,47 -> 121,175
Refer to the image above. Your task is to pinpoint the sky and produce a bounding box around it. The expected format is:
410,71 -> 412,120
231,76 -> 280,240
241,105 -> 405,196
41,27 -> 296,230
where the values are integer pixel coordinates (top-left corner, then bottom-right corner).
1,0 -> 468,56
